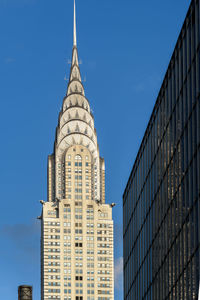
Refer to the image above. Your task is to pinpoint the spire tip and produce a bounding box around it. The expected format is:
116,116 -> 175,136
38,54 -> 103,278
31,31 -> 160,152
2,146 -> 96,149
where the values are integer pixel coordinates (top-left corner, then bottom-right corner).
73,0 -> 77,47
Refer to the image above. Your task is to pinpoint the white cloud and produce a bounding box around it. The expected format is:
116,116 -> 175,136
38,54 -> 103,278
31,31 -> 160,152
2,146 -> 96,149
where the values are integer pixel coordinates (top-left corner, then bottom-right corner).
0,221 -> 40,260
114,223 -> 123,246
115,256 -> 123,291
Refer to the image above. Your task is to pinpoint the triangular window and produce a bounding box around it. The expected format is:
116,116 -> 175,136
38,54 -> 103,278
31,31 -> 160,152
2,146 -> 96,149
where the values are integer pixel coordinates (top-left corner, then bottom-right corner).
75,124 -> 79,132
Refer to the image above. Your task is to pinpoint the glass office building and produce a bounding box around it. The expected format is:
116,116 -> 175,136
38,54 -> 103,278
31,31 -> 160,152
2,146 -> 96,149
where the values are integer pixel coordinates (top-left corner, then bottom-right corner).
123,0 -> 200,299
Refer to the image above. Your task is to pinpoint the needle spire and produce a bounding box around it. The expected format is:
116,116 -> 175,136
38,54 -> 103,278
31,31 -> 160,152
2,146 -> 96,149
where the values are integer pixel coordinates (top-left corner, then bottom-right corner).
73,0 -> 77,47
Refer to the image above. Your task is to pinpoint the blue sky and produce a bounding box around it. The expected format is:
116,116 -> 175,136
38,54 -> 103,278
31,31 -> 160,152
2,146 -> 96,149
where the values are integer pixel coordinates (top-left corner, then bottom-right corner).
0,0 -> 190,299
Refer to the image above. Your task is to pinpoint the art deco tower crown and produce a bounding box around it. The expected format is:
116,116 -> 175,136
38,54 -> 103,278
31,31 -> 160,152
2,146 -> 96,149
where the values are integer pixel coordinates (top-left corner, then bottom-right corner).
48,0 -> 105,204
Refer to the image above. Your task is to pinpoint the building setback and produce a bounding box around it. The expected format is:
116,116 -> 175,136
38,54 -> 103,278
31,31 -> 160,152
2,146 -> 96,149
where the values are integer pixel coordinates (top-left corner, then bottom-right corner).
123,0 -> 200,299
40,1 -> 114,300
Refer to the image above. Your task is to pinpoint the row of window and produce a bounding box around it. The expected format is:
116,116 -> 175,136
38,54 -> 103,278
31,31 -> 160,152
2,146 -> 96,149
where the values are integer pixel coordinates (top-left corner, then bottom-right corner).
66,182 -> 85,187
48,235 -> 60,239
58,156 -> 86,167
48,222 -> 109,230
46,220 -> 111,229
47,289 -> 111,295
98,291 -> 110,294
47,275 -> 111,282
48,228 -> 60,233
66,195 -> 88,200
47,222 -> 60,226
98,278 -> 111,282
47,242 -> 111,248
65,175 -> 90,180
47,257 -> 111,265
97,244 -> 111,248
48,275 -> 71,280
64,154 -> 89,161
47,255 -> 112,262
66,167 -> 90,172
46,233 -> 111,239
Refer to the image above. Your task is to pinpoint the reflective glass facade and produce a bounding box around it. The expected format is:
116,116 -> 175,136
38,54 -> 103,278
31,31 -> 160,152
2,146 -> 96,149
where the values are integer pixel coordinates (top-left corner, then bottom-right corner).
123,0 -> 200,299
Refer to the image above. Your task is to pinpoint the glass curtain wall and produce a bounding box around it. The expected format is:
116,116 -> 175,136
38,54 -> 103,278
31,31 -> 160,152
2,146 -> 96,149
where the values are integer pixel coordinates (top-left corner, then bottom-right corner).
123,0 -> 200,299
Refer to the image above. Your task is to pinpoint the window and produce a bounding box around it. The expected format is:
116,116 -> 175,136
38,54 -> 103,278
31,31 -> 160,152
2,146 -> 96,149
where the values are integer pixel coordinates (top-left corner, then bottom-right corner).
48,222 -> 60,226
75,236 -> 83,241
64,283 -> 71,288
87,223 -> 94,228
64,256 -> 71,260
64,249 -> 71,254
48,211 -> 56,216
75,269 -> 83,274
64,242 -> 71,247
75,155 -> 82,161
75,215 -> 82,219
64,214 -> 71,219
76,283 -> 83,287
75,243 -> 83,247
75,276 -> 83,281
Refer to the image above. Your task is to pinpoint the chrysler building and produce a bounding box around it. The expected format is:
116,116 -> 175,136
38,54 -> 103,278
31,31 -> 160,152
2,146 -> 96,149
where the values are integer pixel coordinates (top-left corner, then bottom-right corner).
40,1 -> 114,299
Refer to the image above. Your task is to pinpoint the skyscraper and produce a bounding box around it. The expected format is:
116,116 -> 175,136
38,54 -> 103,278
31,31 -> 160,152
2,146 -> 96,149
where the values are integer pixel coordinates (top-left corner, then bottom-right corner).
123,0 -> 200,299
40,2 -> 114,300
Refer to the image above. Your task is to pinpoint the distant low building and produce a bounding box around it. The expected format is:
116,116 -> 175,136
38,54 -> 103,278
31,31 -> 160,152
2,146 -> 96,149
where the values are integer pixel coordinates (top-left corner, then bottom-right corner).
123,0 -> 200,299
18,285 -> 32,300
